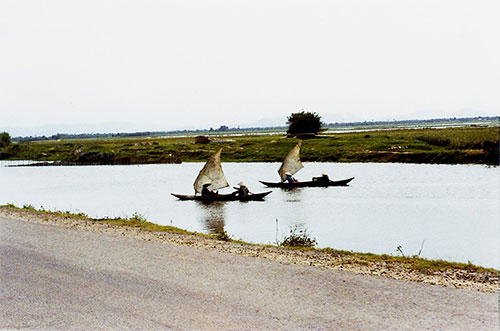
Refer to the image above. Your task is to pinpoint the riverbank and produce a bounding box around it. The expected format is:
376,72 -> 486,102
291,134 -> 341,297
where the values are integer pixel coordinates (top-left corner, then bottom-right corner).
1,126 -> 498,165
1,205 -> 497,293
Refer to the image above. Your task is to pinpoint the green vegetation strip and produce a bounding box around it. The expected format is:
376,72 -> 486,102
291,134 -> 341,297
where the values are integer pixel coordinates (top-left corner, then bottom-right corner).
320,248 -> 497,273
9,203 -> 196,236
1,126 -> 498,165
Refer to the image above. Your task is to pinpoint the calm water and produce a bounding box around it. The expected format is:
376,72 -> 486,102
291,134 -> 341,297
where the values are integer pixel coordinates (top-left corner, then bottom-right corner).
1,162 -> 498,269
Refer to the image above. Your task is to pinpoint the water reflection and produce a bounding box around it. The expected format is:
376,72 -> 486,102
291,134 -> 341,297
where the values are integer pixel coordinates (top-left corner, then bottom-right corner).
282,188 -> 303,202
197,201 -> 227,235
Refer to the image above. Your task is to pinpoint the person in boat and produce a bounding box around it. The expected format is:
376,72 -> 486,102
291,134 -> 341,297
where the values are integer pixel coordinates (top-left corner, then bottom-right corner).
236,182 -> 250,197
313,172 -> 330,184
201,183 -> 216,197
282,171 -> 297,183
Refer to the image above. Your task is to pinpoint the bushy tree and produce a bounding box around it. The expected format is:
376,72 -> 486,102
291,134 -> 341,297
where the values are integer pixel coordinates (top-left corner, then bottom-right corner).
0,132 -> 11,148
286,111 -> 322,135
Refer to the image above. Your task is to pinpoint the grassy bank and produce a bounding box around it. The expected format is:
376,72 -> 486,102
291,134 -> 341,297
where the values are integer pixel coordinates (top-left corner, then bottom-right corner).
1,126 -> 498,165
9,203 -> 196,235
1,204 -> 497,283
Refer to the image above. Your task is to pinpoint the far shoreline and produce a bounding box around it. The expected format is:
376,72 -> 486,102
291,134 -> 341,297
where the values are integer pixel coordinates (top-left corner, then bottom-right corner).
1,126 -> 498,166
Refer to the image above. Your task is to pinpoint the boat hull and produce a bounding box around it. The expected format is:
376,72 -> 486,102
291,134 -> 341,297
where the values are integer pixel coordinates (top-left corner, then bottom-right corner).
171,191 -> 272,202
259,177 -> 354,188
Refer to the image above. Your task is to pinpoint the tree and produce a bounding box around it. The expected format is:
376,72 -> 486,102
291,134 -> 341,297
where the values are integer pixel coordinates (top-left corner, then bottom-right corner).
286,111 -> 322,135
0,132 -> 11,148
217,125 -> 229,132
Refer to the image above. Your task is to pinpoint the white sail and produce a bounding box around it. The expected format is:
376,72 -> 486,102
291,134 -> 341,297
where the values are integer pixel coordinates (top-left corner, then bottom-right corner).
278,142 -> 303,180
193,148 -> 229,194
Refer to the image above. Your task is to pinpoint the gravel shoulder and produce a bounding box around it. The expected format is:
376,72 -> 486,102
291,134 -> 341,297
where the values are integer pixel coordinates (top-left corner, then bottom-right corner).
0,206 -> 497,294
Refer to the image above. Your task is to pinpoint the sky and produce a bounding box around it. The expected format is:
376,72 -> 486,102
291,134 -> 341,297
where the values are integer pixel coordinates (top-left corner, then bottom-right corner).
1,0 -> 499,135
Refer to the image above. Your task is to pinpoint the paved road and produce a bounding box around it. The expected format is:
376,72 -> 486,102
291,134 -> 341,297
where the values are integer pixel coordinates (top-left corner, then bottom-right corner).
1,216 -> 497,330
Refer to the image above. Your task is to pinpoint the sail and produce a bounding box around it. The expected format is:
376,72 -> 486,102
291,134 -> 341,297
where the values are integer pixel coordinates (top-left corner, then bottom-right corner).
193,148 -> 229,194
278,142 -> 303,180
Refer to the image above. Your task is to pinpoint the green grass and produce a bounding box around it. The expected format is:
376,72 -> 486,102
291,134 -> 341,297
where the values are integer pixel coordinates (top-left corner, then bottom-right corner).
0,204 -> 209,237
97,217 -> 195,235
321,248 -> 498,273
0,126 -> 498,165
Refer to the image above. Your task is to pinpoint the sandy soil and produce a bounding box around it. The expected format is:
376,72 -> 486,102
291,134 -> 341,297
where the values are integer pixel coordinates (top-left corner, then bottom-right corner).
0,207 -> 497,293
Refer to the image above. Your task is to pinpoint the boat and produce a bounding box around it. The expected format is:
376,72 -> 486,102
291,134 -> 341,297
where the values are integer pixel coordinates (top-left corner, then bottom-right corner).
171,148 -> 272,202
171,191 -> 272,201
259,141 -> 354,188
259,177 -> 354,188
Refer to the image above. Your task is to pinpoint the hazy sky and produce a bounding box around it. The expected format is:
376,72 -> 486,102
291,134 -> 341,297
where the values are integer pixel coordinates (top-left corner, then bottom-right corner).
1,0 -> 499,134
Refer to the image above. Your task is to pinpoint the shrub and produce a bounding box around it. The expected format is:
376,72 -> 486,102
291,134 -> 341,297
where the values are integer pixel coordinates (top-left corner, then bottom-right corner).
130,212 -> 147,222
280,226 -> 317,248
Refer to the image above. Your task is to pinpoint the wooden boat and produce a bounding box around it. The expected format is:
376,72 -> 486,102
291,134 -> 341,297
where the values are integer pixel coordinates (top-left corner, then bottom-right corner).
260,141 -> 354,188
171,148 -> 272,202
171,191 -> 272,201
259,177 -> 354,188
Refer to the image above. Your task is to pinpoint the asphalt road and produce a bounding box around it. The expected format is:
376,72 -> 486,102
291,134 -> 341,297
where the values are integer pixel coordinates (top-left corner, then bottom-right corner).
1,216 -> 497,330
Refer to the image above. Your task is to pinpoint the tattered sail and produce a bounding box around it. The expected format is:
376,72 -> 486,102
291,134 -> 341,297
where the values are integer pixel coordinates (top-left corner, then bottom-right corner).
193,148 -> 229,194
278,142 -> 303,180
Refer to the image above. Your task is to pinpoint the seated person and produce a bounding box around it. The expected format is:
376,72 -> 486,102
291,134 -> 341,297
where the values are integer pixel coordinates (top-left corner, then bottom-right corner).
282,172 -> 298,183
201,183 -> 216,197
236,182 -> 250,197
312,172 -> 330,184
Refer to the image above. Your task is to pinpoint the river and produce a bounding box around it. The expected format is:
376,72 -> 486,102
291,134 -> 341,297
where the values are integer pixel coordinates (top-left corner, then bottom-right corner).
1,161 -> 498,269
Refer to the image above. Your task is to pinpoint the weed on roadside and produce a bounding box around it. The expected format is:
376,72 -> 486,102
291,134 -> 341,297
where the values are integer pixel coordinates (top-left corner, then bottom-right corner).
280,226 -> 317,248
